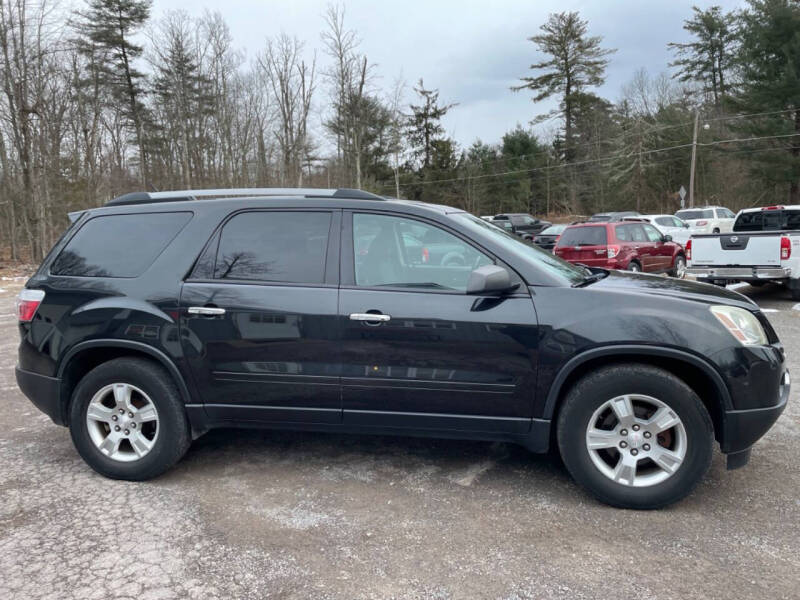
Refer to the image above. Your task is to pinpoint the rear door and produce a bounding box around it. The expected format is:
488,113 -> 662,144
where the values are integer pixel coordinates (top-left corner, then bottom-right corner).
338,210 -> 539,434
180,209 -> 343,424
554,226 -> 609,267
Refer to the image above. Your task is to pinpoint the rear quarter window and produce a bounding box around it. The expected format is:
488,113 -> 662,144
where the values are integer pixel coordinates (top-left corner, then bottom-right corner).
558,226 -> 607,246
50,212 -> 192,277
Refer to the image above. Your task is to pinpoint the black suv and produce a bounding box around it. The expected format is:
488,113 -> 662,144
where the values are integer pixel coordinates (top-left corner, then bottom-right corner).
15,188 -> 789,508
490,213 -> 552,240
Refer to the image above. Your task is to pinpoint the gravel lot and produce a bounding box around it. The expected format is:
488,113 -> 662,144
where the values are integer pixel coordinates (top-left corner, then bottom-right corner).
1,278 -> 799,600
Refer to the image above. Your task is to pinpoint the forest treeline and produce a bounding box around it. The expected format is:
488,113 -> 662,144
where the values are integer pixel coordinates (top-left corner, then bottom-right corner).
1,0 -> 799,260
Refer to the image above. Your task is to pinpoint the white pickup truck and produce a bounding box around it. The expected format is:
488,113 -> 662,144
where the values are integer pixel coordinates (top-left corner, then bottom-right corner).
686,205 -> 800,299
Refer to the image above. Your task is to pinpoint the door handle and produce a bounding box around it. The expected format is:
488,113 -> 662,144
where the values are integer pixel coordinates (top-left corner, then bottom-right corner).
349,313 -> 391,322
188,306 -> 226,315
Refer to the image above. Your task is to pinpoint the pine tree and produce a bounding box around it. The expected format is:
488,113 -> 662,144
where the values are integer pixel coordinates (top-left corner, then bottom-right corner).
668,6 -> 737,106
406,79 -> 456,170
75,0 -> 152,184
512,12 -> 615,161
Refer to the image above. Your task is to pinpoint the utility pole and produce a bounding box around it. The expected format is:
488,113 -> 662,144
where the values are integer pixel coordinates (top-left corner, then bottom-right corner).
688,109 -> 700,208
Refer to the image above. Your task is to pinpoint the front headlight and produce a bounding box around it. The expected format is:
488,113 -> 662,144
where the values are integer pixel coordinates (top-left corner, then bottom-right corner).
710,305 -> 768,346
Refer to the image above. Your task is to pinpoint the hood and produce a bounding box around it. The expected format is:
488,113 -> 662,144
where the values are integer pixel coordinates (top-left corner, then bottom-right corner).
590,270 -> 757,309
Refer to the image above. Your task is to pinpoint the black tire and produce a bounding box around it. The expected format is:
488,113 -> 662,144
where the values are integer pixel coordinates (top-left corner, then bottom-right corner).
557,364 -> 713,509
791,287 -> 800,301
69,357 -> 191,480
670,254 -> 686,278
627,261 -> 641,272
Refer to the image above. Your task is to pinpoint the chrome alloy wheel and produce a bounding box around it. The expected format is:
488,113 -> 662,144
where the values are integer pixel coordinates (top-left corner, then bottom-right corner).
585,394 -> 687,487
85,383 -> 159,462
675,256 -> 687,278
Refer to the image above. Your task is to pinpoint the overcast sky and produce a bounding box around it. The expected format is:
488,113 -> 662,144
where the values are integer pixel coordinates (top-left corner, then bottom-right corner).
155,0 -> 744,149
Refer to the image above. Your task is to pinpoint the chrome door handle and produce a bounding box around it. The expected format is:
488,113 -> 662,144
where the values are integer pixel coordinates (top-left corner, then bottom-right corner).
188,306 -> 226,315
349,313 -> 390,322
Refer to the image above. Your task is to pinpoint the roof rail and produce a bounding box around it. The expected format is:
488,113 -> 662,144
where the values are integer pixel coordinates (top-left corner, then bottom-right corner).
106,187 -> 384,206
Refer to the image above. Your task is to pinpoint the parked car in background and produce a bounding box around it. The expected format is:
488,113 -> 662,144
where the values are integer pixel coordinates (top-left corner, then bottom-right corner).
623,214 -> 691,246
675,206 -> 735,234
555,221 -> 686,276
588,211 -> 640,222
491,213 -> 552,239
532,224 -> 567,251
686,205 -> 800,298
15,187 -> 788,509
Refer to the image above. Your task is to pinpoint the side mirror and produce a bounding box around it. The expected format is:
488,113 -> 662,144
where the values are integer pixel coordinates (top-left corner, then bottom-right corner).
663,234 -> 673,242
466,265 -> 518,295
684,223 -> 690,228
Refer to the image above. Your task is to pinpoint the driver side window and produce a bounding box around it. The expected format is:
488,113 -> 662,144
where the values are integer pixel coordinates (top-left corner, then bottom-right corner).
353,213 -> 492,291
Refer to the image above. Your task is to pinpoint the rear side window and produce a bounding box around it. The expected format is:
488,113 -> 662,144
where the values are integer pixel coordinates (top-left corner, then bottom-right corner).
51,212 -> 191,277
558,226 -> 607,246
213,211 -> 331,284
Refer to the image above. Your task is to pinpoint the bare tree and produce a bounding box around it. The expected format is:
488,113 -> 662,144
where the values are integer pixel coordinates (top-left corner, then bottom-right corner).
258,33 -> 315,186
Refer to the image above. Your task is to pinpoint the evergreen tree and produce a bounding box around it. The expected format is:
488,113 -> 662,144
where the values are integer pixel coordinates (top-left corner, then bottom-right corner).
406,79 -> 456,170
75,0 -> 153,183
668,6 -> 737,106
730,0 -> 800,202
512,12 -> 615,161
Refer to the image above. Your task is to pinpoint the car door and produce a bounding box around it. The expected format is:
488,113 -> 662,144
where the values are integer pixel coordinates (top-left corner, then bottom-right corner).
180,209 -> 343,424
338,210 -> 539,434
642,223 -> 672,270
627,223 -> 656,270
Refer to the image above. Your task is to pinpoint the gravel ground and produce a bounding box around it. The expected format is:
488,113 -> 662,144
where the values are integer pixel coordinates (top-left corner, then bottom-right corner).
1,278 -> 799,599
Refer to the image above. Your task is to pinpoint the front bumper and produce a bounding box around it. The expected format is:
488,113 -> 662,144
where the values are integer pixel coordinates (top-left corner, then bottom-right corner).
722,369 -> 789,467
687,266 -> 791,281
15,366 -> 64,425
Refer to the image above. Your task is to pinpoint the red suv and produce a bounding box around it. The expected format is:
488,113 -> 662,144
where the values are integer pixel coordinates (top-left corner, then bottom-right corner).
554,221 -> 686,276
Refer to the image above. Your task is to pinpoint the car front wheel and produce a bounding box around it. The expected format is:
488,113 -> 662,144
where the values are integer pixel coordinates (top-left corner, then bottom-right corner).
69,357 -> 191,480
557,364 -> 713,509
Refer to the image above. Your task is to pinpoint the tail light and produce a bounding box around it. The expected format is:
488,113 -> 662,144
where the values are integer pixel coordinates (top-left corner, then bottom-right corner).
696,220 -> 708,226
16,289 -> 45,322
763,205 -> 785,211
607,245 -> 620,258
781,236 -> 791,260
421,247 -> 430,263
686,239 -> 692,261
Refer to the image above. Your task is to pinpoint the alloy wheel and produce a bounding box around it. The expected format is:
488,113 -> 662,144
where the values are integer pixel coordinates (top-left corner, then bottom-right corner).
85,383 -> 159,462
585,394 -> 687,487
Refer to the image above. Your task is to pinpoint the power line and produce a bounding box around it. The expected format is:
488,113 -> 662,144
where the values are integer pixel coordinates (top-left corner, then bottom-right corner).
383,132 -> 800,191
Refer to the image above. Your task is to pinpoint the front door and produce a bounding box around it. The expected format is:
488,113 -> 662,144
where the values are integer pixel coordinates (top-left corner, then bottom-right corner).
338,211 -> 539,434
643,223 -> 673,271
180,209 -> 342,424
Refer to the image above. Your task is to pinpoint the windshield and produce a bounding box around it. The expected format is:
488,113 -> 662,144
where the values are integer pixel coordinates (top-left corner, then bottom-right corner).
676,209 -> 713,220
540,224 -> 567,235
452,213 -> 586,285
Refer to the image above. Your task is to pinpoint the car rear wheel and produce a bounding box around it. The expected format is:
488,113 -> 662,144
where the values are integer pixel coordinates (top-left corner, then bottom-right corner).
557,364 -> 713,509
627,261 -> 641,272
69,357 -> 191,480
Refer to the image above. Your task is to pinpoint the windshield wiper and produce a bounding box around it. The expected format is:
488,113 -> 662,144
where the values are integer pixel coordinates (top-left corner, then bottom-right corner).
572,270 -> 609,287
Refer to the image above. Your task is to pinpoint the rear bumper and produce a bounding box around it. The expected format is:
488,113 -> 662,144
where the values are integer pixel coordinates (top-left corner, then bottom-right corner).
15,366 -> 64,425
686,266 -> 791,281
